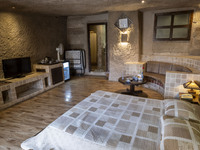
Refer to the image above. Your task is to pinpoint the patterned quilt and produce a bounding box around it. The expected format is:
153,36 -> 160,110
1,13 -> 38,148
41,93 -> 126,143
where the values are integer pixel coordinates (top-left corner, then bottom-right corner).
21,90 -> 164,150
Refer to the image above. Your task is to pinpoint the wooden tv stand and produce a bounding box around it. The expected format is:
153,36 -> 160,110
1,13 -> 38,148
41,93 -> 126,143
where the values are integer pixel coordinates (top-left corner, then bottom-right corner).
0,63 -> 65,110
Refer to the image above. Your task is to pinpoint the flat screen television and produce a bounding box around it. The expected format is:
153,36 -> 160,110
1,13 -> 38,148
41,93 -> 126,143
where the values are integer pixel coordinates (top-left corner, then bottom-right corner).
2,57 -> 32,78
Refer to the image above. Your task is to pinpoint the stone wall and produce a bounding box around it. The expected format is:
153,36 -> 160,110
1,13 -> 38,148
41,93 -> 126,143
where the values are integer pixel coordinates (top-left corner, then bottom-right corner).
108,11 -> 140,81
66,8 -> 200,82
142,8 -> 200,56
165,71 -> 200,99
125,62 -> 145,76
67,12 -> 140,80
0,12 -> 67,78
67,14 -> 108,75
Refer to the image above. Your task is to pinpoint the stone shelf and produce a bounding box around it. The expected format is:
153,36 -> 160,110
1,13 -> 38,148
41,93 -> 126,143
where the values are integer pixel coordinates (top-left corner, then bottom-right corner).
16,88 -> 42,99
15,79 -> 43,99
0,66 -> 64,110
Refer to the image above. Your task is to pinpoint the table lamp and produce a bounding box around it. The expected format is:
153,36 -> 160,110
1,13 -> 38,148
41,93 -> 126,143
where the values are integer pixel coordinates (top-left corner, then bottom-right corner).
183,80 -> 200,94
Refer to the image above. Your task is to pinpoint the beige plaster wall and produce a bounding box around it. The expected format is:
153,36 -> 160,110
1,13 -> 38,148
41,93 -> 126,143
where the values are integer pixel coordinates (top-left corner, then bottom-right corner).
67,13 -> 108,75
0,12 -> 67,78
142,8 -> 200,56
108,11 -> 140,81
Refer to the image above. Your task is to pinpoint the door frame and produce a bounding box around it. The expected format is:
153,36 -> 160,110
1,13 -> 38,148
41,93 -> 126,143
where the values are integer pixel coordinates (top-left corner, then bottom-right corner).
87,23 -> 108,72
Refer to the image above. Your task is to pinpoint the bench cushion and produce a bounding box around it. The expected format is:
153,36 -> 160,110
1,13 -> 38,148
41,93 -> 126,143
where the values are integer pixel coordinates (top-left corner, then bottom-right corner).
146,61 -> 192,75
171,64 -> 192,73
158,62 -> 172,75
146,61 -> 160,74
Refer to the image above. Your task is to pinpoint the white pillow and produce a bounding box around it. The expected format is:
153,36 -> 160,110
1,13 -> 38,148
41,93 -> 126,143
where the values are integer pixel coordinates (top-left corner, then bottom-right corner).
163,99 -> 200,123
160,115 -> 200,150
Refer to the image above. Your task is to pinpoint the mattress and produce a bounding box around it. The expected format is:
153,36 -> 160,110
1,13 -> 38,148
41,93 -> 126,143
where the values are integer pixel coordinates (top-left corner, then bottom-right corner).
21,90 -> 164,150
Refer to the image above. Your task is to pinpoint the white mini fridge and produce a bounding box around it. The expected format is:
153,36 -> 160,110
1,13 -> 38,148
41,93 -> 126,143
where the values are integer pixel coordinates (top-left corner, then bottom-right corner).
62,61 -> 70,81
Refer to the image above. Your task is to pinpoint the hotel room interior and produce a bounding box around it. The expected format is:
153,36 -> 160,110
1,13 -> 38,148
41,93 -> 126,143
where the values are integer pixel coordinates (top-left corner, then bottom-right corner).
0,0 -> 200,149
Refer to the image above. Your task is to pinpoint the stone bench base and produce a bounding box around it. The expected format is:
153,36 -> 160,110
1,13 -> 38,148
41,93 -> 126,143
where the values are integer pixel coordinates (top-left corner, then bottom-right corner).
143,76 -> 164,96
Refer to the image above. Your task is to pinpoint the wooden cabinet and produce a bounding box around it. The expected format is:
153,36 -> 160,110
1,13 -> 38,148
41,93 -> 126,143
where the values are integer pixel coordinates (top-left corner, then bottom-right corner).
51,67 -> 63,85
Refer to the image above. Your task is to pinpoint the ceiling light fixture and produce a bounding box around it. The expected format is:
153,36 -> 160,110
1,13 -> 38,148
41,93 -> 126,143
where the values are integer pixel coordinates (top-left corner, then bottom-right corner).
141,0 -> 145,3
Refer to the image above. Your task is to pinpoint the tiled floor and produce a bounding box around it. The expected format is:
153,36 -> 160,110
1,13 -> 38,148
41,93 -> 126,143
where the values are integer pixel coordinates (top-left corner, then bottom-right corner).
0,76 -> 163,150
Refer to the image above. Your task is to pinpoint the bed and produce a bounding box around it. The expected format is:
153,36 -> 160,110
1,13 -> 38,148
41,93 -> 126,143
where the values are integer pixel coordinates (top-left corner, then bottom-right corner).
21,90 -> 200,150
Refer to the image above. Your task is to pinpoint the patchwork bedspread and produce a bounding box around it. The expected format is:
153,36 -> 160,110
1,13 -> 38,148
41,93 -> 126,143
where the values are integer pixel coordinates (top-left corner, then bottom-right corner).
21,90 -> 164,150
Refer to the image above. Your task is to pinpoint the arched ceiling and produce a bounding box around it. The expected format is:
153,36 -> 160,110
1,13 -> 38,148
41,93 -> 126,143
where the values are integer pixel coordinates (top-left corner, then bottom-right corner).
0,0 -> 200,16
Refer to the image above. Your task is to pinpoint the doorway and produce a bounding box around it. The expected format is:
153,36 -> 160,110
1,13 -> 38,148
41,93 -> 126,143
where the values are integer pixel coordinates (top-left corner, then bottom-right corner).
88,23 -> 107,72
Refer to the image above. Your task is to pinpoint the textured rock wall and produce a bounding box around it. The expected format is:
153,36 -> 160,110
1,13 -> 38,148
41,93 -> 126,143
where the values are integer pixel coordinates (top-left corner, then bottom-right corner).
0,12 -> 67,78
142,8 -> 200,56
108,11 -> 140,81
190,9 -> 200,55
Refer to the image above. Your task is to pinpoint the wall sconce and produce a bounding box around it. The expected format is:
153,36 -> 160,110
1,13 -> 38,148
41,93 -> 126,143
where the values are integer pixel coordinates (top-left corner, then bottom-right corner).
114,14 -> 133,32
183,80 -> 200,94
121,33 -> 128,43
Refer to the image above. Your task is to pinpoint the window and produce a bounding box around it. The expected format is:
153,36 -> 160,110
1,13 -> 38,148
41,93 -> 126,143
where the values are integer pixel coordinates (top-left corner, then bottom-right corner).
154,10 -> 193,41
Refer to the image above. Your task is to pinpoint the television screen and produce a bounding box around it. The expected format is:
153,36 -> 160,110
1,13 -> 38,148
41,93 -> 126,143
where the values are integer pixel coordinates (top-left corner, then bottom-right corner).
21,57 -> 32,74
2,57 -> 31,78
2,59 -> 18,78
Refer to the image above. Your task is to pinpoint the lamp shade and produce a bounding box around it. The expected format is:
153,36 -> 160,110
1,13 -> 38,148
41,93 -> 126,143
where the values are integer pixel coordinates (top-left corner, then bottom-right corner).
183,80 -> 200,90
121,34 -> 128,43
